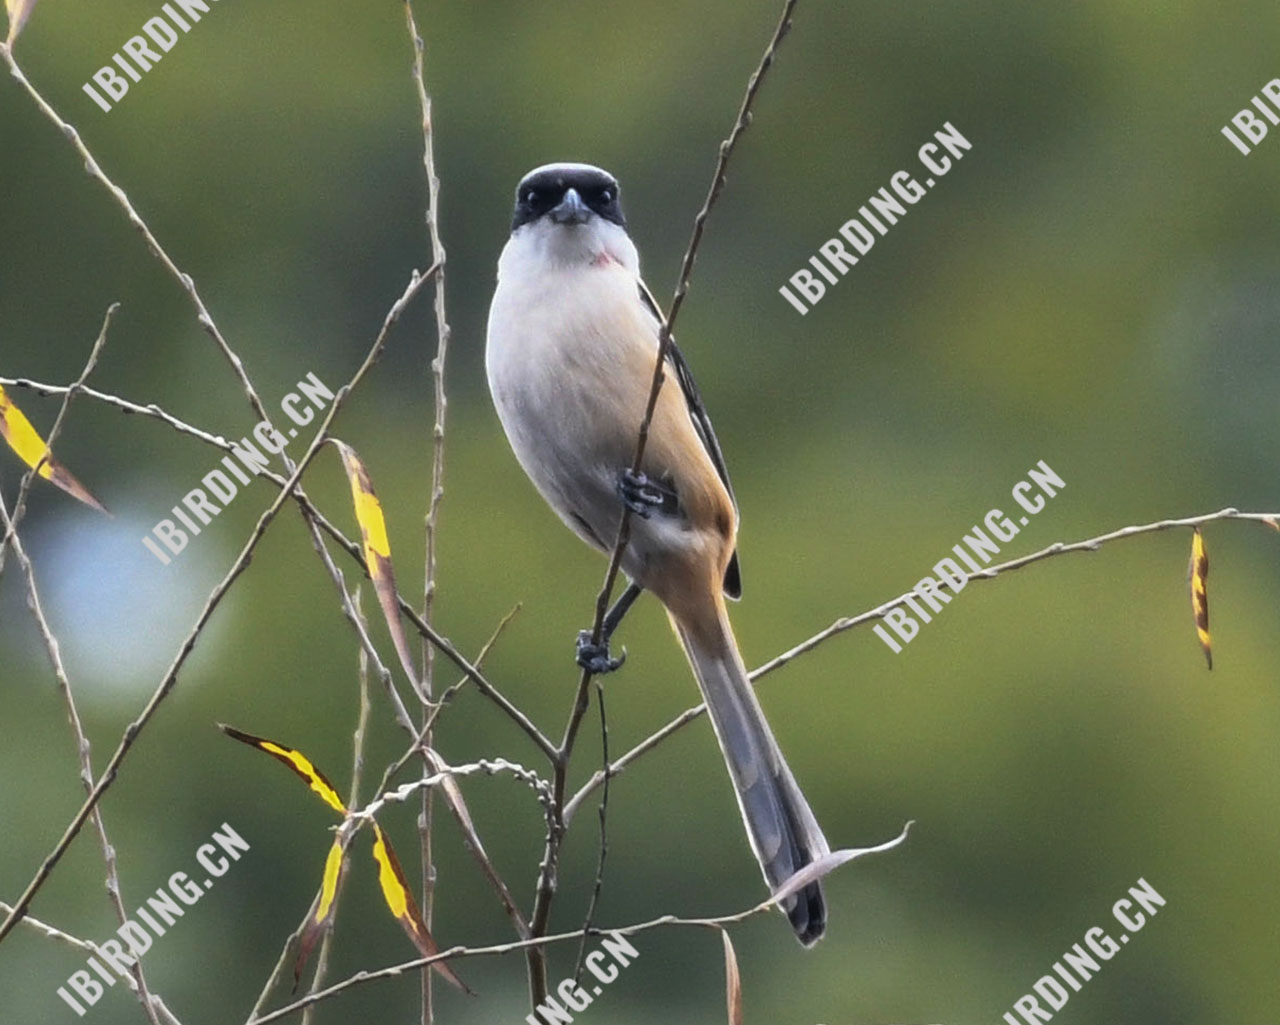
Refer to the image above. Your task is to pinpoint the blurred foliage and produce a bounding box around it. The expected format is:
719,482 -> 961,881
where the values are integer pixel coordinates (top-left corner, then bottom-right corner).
2,1 -> 1279,1023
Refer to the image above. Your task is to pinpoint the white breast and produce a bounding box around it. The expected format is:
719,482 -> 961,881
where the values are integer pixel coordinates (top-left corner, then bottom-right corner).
486,221 -> 654,550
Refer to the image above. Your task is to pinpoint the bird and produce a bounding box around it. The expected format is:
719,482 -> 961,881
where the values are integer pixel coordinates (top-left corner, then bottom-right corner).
485,162 -> 830,945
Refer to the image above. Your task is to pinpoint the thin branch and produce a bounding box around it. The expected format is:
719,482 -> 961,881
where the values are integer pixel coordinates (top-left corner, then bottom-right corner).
355,758 -> 553,825
0,268 -> 436,949
398,600 -> 557,760
572,680 -> 611,984
563,506 -> 1280,820
0,378 -> 234,447
0,493 -> 165,1025
376,604 -> 523,793
355,608 -> 539,943
247,906 -> 771,1025
404,6 -> 452,1021
404,0 -> 452,677
527,0 -> 800,1003
291,590 -> 538,955
0,902 -> 184,1025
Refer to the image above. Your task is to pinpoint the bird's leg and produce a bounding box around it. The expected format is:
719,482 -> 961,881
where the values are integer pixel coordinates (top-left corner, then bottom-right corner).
575,582 -> 643,674
616,468 -> 676,519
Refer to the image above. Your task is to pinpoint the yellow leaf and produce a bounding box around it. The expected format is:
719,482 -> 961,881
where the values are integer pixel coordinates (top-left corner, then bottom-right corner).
1189,528 -> 1211,670
0,384 -> 107,513
371,822 -> 471,994
218,724 -> 347,814
5,0 -> 37,45
314,836 -> 345,924
332,440 -> 418,689
294,836 -> 348,988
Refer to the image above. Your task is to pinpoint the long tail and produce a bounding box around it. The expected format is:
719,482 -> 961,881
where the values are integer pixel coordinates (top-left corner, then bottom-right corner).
671,595 -> 830,946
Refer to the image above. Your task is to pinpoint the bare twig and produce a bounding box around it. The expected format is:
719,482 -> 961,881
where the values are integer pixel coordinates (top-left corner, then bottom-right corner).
526,0 -> 800,1003
0,378 -> 224,444
351,608 -> 538,943
572,680 -> 611,984
404,0 -> 452,676
0,494 -> 165,1025
355,758 -> 553,825
403,6 -> 453,1021
247,906 -> 770,1025
563,506 -> 1280,820
377,605 -> 524,792
0,268 -> 436,948
0,902 -> 184,1025
295,591 -> 537,951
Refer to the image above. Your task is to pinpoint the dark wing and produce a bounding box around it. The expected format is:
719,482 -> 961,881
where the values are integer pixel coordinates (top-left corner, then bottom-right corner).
637,279 -> 743,599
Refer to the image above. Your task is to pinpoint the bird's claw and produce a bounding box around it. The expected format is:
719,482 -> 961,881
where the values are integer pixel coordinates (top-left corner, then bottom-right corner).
575,631 -> 627,674
617,468 -> 667,519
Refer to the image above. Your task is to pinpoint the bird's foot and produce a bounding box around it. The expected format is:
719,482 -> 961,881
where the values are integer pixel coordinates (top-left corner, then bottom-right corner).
575,631 -> 627,675
617,468 -> 671,519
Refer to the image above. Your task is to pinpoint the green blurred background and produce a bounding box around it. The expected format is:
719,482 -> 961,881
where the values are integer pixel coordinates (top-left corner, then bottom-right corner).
2,1 -> 1278,1022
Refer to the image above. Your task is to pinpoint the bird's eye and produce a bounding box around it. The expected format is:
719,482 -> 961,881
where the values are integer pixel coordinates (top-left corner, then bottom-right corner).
599,188 -> 614,204
523,188 -> 540,205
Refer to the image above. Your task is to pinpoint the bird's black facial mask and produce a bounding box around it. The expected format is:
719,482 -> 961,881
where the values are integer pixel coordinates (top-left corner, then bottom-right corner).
512,166 -> 626,231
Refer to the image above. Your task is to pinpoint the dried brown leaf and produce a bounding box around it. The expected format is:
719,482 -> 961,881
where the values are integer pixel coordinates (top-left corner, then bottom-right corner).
720,928 -> 743,1025
770,822 -> 913,907
5,0 -> 37,45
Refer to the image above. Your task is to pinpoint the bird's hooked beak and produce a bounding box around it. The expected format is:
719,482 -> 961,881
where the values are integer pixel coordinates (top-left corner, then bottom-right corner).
549,187 -> 591,225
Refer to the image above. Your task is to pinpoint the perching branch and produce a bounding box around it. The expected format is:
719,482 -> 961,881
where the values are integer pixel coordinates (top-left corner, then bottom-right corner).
525,0 -> 801,1005
571,678 -> 611,985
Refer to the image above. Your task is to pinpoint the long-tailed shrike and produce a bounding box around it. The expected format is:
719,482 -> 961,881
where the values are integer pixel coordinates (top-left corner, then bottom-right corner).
485,162 -> 830,945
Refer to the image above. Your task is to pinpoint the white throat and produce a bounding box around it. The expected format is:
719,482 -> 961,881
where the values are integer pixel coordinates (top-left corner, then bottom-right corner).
498,216 -> 640,281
